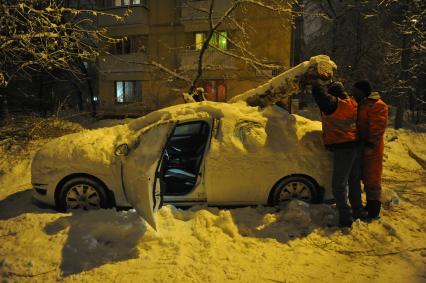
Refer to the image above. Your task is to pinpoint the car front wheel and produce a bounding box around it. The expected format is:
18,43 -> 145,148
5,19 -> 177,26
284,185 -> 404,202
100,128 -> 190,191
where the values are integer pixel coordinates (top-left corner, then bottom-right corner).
270,176 -> 322,205
58,177 -> 109,211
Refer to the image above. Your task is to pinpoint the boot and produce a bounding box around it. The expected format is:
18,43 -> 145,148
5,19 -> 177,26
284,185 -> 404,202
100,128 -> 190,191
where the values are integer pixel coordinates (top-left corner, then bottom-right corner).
338,210 -> 353,228
366,200 -> 381,220
352,207 -> 368,220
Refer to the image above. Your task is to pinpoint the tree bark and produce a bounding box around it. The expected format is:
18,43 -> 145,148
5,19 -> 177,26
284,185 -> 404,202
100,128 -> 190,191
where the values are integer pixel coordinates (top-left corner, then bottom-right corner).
394,1 -> 411,129
79,60 -> 96,117
291,1 -> 304,65
0,88 -> 9,123
395,94 -> 405,129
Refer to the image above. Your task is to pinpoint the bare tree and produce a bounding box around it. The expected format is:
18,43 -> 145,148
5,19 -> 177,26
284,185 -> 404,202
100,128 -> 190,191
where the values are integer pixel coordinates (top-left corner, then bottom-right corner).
379,0 -> 425,127
302,0 -> 425,127
0,0 -> 123,121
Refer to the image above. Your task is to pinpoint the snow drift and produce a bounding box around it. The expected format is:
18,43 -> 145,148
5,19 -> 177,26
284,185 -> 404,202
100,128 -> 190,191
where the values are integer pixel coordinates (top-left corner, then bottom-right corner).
1,116 -> 425,282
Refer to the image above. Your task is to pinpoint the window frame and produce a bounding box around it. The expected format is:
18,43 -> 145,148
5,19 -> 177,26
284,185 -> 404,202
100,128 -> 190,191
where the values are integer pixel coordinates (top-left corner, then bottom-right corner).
110,35 -> 148,55
114,80 -> 142,104
114,0 -> 143,7
101,0 -> 145,8
161,120 -> 212,196
194,31 -> 228,51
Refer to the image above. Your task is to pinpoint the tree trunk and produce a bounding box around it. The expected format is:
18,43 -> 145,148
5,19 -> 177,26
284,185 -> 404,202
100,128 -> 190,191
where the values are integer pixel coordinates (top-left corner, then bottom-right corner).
229,55 -> 336,107
0,88 -> 9,123
291,1 -> 304,65
79,60 -> 96,117
86,76 -> 96,117
394,93 -> 405,129
394,25 -> 410,128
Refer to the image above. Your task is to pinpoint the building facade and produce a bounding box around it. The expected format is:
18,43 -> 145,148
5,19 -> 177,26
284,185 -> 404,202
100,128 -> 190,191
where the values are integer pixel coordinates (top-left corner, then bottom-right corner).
95,0 -> 294,116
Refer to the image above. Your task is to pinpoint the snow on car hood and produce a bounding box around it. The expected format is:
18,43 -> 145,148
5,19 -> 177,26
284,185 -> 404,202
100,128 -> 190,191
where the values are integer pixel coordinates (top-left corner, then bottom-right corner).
32,125 -> 130,177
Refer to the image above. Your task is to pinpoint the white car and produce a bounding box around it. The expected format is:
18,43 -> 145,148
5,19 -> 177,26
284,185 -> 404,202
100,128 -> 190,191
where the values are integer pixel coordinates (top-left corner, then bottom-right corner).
31,101 -> 333,228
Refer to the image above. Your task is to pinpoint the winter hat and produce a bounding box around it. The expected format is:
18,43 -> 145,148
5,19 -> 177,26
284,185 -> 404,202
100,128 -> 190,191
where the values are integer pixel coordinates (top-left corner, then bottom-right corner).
328,81 -> 345,98
354,80 -> 372,96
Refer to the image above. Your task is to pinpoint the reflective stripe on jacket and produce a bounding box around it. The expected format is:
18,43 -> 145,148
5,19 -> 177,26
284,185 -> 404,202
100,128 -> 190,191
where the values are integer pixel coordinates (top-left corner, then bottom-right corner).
322,98 -> 358,145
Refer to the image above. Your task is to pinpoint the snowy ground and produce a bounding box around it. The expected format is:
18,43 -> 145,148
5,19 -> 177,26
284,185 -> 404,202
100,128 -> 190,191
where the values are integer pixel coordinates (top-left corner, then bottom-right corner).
0,119 -> 425,282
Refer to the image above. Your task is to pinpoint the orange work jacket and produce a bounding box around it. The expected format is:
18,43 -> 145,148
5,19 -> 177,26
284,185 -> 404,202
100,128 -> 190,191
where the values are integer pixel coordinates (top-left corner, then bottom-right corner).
322,98 -> 358,145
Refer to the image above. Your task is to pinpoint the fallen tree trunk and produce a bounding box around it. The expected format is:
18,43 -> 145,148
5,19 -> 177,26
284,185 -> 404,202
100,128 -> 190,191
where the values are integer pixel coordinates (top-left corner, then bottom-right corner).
228,55 -> 337,108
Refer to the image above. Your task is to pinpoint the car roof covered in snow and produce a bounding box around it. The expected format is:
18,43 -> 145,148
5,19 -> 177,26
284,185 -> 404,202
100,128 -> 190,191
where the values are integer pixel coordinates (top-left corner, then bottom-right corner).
128,101 -> 265,132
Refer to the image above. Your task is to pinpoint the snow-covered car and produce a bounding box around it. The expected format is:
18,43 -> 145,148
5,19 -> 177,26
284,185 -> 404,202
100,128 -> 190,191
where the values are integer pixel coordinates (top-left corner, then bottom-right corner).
31,101 -> 332,229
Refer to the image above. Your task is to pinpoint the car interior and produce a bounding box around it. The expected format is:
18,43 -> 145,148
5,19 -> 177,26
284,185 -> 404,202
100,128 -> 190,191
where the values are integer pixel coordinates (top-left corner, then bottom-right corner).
160,121 -> 210,195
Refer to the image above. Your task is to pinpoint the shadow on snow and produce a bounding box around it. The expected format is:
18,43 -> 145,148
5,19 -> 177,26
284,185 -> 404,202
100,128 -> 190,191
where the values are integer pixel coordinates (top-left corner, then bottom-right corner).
0,189 -> 146,276
44,209 -> 146,276
0,189 -> 340,277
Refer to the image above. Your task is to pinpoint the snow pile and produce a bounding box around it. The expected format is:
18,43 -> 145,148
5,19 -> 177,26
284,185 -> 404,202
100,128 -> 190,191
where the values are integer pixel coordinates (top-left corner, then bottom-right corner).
86,118 -> 134,129
384,128 -> 426,175
1,126 -> 426,281
32,125 -> 128,171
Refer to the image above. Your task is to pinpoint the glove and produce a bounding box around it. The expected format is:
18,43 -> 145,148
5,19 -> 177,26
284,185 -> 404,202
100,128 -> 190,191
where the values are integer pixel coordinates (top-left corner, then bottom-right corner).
365,141 -> 376,149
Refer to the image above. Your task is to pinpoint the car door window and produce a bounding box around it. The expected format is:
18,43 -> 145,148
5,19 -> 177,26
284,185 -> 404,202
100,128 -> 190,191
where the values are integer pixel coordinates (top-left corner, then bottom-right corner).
160,121 -> 210,195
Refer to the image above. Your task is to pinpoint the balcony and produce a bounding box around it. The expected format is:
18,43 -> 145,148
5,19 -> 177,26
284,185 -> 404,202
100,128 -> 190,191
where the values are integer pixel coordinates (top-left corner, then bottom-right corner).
98,53 -> 148,73
179,49 -> 237,71
97,6 -> 148,28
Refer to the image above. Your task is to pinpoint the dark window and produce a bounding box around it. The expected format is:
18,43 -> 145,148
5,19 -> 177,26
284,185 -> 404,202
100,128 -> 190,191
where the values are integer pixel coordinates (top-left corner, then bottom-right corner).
115,81 -> 142,103
132,35 -> 148,53
109,35 -> 147,55
161,121 -> 211,195
100,0 -> 113,8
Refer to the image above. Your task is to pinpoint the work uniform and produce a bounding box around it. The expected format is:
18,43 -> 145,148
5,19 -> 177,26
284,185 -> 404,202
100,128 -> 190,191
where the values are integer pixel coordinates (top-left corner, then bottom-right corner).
322,98 -> 358,145
357,92 -> 388,201
312,84 -> 363,224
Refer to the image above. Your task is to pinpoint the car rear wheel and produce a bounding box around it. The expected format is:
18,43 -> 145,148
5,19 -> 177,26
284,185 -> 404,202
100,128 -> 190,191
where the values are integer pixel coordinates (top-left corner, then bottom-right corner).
58,177 -> 109,211
270,176 -> 321,205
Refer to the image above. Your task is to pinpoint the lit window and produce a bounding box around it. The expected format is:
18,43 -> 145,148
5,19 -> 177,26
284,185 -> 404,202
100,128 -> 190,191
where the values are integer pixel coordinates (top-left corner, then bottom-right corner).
217,31 -> 227,50
195,31 -> 227,50
112,0 -> 142,6
116,81 -> 124,102
195,33 -> 205,50
115,81 -> 142,103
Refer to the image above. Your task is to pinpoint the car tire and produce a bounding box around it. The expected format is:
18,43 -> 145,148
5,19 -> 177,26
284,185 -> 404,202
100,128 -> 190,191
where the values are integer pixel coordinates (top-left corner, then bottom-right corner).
58,177 -> 110,211
270,176 -> 322,205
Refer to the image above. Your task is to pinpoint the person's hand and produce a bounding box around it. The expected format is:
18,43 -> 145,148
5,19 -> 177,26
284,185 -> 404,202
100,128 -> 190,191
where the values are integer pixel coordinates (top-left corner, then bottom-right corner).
365,141 -> 376,150
364,142 -> 376,155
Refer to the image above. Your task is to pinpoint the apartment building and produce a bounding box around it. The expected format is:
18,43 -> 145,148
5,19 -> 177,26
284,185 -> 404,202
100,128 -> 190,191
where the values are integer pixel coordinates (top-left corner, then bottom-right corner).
95,0 -> 294,116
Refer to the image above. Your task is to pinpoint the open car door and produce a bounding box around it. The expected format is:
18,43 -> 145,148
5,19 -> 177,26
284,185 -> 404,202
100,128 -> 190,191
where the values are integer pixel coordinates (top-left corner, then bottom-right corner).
122,122 -> 176,230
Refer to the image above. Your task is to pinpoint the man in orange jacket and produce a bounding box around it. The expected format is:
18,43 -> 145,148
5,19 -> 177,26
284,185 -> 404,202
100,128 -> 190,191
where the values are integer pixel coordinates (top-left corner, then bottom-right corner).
353,81 -> 388,220
312,82 -> 363,228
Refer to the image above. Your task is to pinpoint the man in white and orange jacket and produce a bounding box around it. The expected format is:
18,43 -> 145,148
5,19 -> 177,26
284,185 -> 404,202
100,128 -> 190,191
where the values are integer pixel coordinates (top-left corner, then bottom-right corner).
312,82 -> 363,227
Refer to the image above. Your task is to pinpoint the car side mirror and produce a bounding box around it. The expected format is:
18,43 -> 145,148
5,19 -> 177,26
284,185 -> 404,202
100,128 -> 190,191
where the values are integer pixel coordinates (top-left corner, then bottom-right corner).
115,143 -> 129,156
